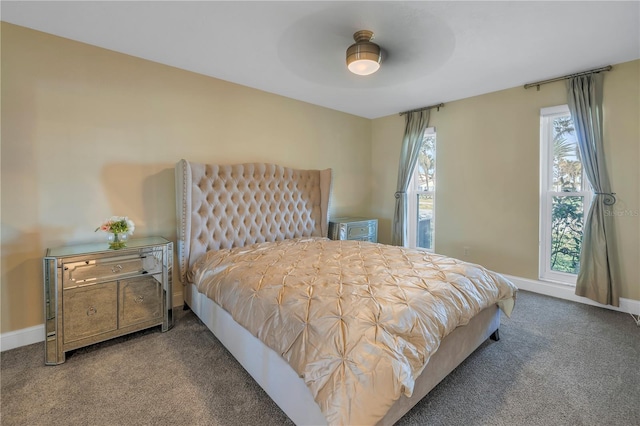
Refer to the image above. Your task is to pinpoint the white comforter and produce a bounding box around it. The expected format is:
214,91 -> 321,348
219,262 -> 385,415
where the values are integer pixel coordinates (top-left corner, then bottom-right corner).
192,238 -> 517,425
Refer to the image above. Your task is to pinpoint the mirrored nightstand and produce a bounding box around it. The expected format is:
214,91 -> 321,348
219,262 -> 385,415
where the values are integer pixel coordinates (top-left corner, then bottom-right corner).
328,217 -> 378,243
43,237 -> 173,365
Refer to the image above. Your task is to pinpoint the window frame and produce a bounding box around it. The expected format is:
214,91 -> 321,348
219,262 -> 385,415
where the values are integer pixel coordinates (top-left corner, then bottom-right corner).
539,105 -> 592,285
407,127 -> 436,252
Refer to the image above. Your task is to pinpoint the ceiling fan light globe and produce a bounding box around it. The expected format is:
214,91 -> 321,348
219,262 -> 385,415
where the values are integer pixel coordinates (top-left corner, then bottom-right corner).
348,59 -> 381,76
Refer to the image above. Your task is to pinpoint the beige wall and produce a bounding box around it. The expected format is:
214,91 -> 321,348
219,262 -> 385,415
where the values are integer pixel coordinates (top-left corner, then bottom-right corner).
2,22 -> 638,335
1,23 -> 372,333
372,59 -> 640,301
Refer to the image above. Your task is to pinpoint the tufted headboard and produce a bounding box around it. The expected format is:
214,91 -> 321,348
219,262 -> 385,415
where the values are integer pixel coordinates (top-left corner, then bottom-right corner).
175,159 -> 332,284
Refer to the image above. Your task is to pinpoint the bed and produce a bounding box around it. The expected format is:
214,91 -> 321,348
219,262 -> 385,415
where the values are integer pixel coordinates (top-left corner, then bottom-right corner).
175,159 -> 517,425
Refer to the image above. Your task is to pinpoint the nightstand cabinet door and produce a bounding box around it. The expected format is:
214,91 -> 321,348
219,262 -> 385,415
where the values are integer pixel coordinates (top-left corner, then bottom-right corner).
63,282 -> 118,344
119,276 -> 163,329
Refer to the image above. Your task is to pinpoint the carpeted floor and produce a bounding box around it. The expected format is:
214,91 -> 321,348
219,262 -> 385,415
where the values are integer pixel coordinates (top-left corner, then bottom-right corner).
1,290 -> 638,426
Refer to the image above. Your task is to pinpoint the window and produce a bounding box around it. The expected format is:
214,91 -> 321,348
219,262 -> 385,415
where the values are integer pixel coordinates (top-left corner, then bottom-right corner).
540,106 -> 592,284
408,128 -> 436,251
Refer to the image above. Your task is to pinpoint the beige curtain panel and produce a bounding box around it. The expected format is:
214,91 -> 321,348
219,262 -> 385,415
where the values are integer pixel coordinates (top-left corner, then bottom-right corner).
392,110 -> 430,246
566,73 -> 619,306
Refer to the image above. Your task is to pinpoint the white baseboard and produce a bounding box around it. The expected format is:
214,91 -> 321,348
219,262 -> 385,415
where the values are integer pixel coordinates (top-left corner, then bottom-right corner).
173,291 -> 184,310
0,324 -> 44,352
2,277 -> 637,352
503,274 -> 640,316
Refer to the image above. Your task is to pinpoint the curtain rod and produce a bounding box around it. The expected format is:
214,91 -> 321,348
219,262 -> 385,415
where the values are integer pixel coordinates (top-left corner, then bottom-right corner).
524,65 -> 612,90
399,103 -> 445,116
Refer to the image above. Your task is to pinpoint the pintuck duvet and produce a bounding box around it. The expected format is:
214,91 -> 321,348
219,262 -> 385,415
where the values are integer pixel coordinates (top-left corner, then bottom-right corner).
192,237 -> 517,425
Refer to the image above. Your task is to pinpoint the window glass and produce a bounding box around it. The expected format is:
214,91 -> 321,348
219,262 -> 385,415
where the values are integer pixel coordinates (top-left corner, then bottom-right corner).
540,106 -> 591,284
552,116 -> 584,192
417,193 -> 434,250
408,129 -> 436,251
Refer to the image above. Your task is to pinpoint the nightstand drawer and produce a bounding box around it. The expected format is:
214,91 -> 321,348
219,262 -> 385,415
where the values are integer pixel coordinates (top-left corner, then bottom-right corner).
348,224 -> 376,239
64,251 -> 162,288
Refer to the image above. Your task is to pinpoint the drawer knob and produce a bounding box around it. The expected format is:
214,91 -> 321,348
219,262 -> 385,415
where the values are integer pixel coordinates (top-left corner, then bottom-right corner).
134,296 -> 144,304
86,306 -> 97,316
111,264 -> 123,273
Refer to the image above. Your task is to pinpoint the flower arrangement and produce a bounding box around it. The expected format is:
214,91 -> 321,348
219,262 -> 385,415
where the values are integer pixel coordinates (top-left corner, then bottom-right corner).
96,216 -> 135,249
95,216 -> 135,234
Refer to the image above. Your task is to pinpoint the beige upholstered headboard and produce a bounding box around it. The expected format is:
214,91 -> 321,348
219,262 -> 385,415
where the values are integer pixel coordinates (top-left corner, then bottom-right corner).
175,159 -> 332,284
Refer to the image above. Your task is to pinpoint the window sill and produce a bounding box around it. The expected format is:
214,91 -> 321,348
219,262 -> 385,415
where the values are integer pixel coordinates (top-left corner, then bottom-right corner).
538,277 -> 576,288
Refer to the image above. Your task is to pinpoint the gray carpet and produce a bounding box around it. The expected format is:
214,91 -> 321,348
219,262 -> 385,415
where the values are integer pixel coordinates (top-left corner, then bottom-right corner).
1,291 -> 638,426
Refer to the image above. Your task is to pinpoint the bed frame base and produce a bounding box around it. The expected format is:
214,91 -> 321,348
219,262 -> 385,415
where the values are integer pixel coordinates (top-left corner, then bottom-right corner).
184,283 -> 501,425
490,329 -> 500,341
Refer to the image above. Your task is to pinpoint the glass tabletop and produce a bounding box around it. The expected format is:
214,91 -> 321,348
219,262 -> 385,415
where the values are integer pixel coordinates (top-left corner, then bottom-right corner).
46,236 -> 170,257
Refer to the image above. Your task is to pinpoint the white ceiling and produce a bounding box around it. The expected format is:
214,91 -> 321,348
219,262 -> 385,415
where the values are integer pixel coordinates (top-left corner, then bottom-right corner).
2,1 -> 639,119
